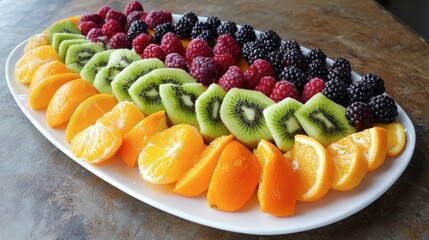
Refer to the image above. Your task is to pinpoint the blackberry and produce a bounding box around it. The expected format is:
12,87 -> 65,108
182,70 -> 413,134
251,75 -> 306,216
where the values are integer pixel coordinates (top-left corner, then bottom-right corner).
278,66 -> 309,92
332,57 -> 352,73
206,16 -> 221,34
283,49 -> 307,72
154,22 -> 175,43
235,24 -> 256,46
322,79 -> 349,106
175,11 -> 198,39
306,48 -> 327,64
345,102 -> 375,131
268,51 -> 284,78
368,94 -> 398,123
242,41 -> 261,61
307,59 -> 328,81
279,40 -> 301,55
195,29 -> 215,47
347,81 -> 374,104
327,67 -> 352,86
246,46 -> 270,65
127,20 -> 148,41
191,22 -> 209,39
362,73 -> 385,95
257,30 -> 281,52
216,21 -> 238,38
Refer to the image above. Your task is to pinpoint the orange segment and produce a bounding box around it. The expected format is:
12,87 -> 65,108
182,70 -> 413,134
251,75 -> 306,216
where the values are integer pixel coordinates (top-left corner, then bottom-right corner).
24,33 -> 49,53
138,124 -> 205,184
349,127 -> 388,171
29,72 -> 81,110
46,79 -> 98,127
285,134 -> 334,202
254,140 -> 296,217
71,120 -> 122,164
173,135 -> 235,197
207,140 -> 261,212
118,111 -> 168,167
66,94 -> 118,142
30,60 -> 71,90
98,101 -> 146,135
327,136 -> 368,191
376,122 -> 406,157
14,45 -> 59,84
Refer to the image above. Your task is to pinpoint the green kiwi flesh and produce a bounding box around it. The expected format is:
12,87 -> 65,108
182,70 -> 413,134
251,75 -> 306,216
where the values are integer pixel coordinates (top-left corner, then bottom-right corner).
129,68 -> 196,115
195,84 -> 230,141
65,42 -> 105,73
220,88 -> 275,149
159,83 -> 206,126
52,33 -> 85,53
80,50 -> 114,84
58,38 -> 89,62
263,97 -> 304,152
294,93 -> 356,147
47,20 -> 81,44
111,58 -> 165,102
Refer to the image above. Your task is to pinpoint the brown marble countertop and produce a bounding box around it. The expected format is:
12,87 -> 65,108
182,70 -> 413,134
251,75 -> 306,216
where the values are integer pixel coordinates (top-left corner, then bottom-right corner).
1,0 -> 428,239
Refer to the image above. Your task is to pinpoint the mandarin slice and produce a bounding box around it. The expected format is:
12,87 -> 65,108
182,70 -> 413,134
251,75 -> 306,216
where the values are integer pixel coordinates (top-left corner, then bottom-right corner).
46,79 -> 98,127
327,136 -> 368,191
173,135 -> 235,197
138,124 -> 205,184
350,127 -> 388,171
118,111 -> 168,167
254,140 -> 296,217
30,60 -> 71,90
66,94 -> 118,142
97,101 -> 146,135
207,140 -> 261,212
376,122 -> 406,157
24,33 -> 49,53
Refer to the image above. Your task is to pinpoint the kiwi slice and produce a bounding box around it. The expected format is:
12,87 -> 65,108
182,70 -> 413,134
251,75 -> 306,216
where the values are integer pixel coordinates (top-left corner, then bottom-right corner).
195,84 -> 230,141
264,98 -> 304,152
58,38 -> 89,62
159,83 -> 206,126
220,88 -> 275,149
111,58 -> 165,102
65,42 -> 105,73
294,93 -> 356,147
129,68 -> 196,115
47,20 -> 81,44
93,49 -> 141,94
52,33 -> 85,53
80,50 -> 114,84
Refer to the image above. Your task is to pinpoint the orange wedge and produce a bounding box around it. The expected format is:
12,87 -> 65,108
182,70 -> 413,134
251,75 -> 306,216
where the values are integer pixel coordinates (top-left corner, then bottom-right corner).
254,140 -> 296,217
118,111 -> 168,167
24,33 -> 49,53
173,135 -> 235,197
30,60 -> 71,90
376,122 -> 406,157
98,101 -> 145,136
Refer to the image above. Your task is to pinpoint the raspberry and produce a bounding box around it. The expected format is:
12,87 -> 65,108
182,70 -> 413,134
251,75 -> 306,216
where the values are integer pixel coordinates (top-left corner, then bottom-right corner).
216,21 -> 237,38
160,32 -> 185,56
195,29 -> 215,47
206,16 -> 221,34
218,66 -> 245,91
301,78 -> 325,103
102,19 -> 124,39
213,34 -> 241,61
347,81 -> 374,104
255,76 -> 276,96
105,9 -> 127,28
257,30 -> 281,52
145,9 -> 172,29
164,53 -> 187,71
124,1 -> 144,16
189,56 -> 220,86
109,32 -> 131,49
214,54 -> 235,75
270,80 -> 300,102
175,11 -> 198,39
186,39 -> 213,62
278,66 -> 309,93
243,59 -> 276,89
322,79 -> 349,106
86,28 -> 104,42
307,59 -> 328,81
79,21 -> 99,36
127,19 -> 148,41
79,13 -> 104,27
142,44 -> 166,61
98,6 -> 112,20
361,73 -> 385,95
235,24 -> 256,47
279,40 -> 301,54
345,102 -> 375,131
368,94 -> 398,124
132,33 -> 154,54
306,48 -> 327,64
283,49 -> 307,72
126,11 -> 145,26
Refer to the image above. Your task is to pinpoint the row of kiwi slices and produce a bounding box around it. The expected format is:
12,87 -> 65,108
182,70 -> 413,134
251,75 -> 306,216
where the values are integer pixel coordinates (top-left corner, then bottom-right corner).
49,20 -> 356,151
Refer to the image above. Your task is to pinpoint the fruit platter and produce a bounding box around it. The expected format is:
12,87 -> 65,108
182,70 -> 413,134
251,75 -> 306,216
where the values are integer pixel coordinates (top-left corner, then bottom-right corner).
6,1 -> 416,235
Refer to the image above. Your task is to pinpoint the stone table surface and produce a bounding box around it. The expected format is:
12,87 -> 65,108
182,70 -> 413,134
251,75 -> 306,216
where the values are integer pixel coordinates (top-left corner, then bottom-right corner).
1,0 -> 428,239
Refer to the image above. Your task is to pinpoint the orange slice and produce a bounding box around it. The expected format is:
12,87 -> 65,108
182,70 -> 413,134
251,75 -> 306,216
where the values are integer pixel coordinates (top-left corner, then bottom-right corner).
349,127 -> 388,171
118,111 -> 168,167
327,136 -> 368,191
376,122 -> 406,157
207,140 -> 261,212
46,79 -> 98,127
98,101 -> 146,136
30,60 -> 71,90
66,94 -> 118,142
173,135 -> 235,197
29,72 -> 81,110
24,33 -> 49,53
254,140 -> 296,217
285,134 -> 334,202
138,124 -> 205,184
